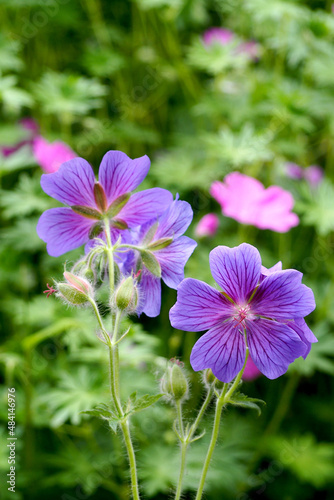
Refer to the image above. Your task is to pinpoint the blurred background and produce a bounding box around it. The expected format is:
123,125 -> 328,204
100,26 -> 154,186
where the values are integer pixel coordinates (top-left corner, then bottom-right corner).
1,0 -> 334,499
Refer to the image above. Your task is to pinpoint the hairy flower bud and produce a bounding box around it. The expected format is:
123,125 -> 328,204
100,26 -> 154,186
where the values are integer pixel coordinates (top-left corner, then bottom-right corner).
57,272 -> 92,306
202,368 -> 216,387
115,276 -> 139,312
160,360 -> 189,402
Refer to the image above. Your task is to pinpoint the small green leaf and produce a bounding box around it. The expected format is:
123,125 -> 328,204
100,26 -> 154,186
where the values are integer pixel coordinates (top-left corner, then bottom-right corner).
228,392 -> 266,415
130,393 -> 164,414
81,403 -> 115,420
140,250 -> 161,277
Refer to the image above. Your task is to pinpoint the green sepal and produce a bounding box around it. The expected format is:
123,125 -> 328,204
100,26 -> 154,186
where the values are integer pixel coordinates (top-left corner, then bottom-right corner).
228,392 -> 266,415
110,218 -> 129,230
57,284 -> 89,305
107,192 -> 131,218
140,250 -> 161,277
89,222 -> 104,239
142,221 -> 159,245
147,237 -> 173,251
71,205 -> 102,220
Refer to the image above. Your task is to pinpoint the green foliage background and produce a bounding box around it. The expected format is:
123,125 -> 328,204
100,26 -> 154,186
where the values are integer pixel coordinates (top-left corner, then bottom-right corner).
1,0 -> 334,499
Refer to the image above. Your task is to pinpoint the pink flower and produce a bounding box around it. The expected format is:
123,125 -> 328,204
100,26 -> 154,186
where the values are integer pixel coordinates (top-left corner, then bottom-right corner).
304,166 -> 323,188
285,162 -> 323,188
195,213 -> 219,237
285,162 -> 303,180
203,28 -> 259,61
242,356 -> 262,381
203,27 -> 234,46
237,41 -> 259,60
33,136 -> 77,174
210,172 -> 299,232
1,118 -> 39,157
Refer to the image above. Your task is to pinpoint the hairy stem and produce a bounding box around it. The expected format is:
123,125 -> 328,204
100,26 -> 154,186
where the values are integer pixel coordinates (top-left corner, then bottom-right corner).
195,349 -> 249,500
174,387 -> 214,500
104,220 -> 141,500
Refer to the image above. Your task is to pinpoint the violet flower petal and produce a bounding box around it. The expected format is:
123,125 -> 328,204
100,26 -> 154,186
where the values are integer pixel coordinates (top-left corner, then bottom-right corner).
190,322 -> 246,382
98,150 -> 150,205
169,278 -> 234,332
246,318 -> 306,379
209,243 -> 261,303
117,188 -> 173,227
259,261 -> 282,283
137,271 -> 161,318
154,198 -> 193,240
288,318 -> 318,359
251,270 -> 316,321
37,208 -> 95,257
157,236 -> 197,289
41,158 -> 96,208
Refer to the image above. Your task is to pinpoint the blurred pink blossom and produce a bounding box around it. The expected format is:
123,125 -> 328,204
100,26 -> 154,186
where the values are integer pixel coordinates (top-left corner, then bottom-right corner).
285,162 -> 323,187
242,356 -> 261,381
195,213 -> 219,237
210,172 -> 299,232
1,118 -> 39,157
203,27 -> 234,46
33,136 -> 76,174
285,162 -> 303,180
203,27 -> 259,60
304,165 -> 324,187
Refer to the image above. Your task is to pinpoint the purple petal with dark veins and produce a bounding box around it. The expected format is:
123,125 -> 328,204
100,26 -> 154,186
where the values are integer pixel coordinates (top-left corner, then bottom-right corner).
246,318 -> 306,379
209,243 -> 262,303
288,318 -> 318,359
251,270 -> 315,321
154,198 -> 193,240
190,321 -> 246,382
157,236 -> 197,289
117,188 -> 173,227
169,278 -> 234,332
37,208 -> 95,257
98,150 -> 151,204
260,261 -> 282,283
137,271 -> 161,318
41,158 -> 97,208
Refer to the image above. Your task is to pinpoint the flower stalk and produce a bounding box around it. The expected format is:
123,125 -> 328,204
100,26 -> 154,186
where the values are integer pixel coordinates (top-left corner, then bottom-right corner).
195,348 -> 249,500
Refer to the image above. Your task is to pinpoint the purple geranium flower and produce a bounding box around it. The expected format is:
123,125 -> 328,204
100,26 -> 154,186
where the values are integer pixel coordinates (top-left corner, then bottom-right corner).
170,243 -> 316,382
121,197 -> 197,317
37,150 -> 173,257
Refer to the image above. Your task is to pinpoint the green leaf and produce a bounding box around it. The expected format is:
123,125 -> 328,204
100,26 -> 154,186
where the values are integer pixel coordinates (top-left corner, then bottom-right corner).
228,392 -> 266,415
130,393 -> 164,414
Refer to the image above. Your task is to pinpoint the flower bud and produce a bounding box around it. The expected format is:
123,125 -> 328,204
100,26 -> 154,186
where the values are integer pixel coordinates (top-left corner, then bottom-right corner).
202,368 -> 216,387
115,276 -> 138,312
160,360 -> 189,402
57,272 -> 92,306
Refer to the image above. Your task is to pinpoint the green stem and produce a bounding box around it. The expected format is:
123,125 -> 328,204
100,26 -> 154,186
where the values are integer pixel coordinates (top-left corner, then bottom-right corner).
174,387 -> 214,500
104,220 -> 115,295
88,298 -> 110,345
104,220 -> 140,500
120,420 -> 141,500
195,350 -> 249,500
195,395 -> 225,500
189,387 -> 214,440
175,441 -> 188,500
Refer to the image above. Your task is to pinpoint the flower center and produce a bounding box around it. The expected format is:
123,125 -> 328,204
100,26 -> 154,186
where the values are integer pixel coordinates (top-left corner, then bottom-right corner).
233,304 -> 251,331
